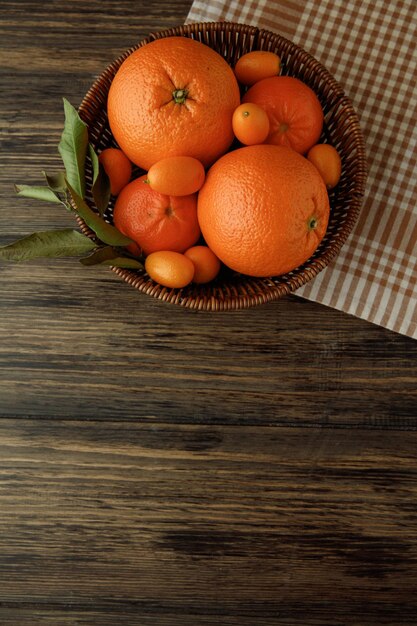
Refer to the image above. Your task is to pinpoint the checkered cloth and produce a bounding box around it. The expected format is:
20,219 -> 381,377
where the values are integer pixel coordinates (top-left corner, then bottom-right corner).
186,0 -> 417,339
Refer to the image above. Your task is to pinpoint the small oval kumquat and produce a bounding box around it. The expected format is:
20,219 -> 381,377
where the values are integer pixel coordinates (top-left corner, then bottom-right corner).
145,250 -> 195,289
306,143 -> 342,189
98,148 -> 132,195
184,246 -> 221,283
234,51 -> 281,86
147,156 -> 206,196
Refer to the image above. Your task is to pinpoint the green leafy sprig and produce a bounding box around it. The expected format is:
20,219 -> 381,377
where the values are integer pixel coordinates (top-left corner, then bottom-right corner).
0,99 -> 142,270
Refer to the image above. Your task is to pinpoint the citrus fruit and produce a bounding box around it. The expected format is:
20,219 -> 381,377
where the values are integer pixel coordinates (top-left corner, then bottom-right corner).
147,156 -> 205,196
307,143 -> 342,189
145,251 -> 194,288
242,76 -> 323,154
184,246 -> 221,283
113,174 -> 200,255
232,103 -> 270,146
98,148 -> 132,195
126,241 -> 143,258
197,144 -> 330,277
107,36 -> 240,170
234,50 -> 281,86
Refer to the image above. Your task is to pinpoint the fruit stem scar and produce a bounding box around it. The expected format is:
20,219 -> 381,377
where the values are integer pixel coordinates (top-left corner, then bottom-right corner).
308,216 -> 318,230
172,88 -> 188,104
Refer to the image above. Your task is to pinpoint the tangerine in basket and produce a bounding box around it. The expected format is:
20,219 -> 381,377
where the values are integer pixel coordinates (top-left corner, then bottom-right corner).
234,50 -> 281,86
307,143 -> 342,189
107,36 -> 240,170
184,246 -> 221,284
147,156 -> 205,196
113,175 -> 200,255
242,76 -> 323,154
232,103 -> 270,146
98,148 -> 131,195
145,251 -> 195,289
197,144 -> 330,277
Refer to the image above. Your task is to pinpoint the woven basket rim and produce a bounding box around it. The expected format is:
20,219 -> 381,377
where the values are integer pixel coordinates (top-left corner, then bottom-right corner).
76,21 -> 367,312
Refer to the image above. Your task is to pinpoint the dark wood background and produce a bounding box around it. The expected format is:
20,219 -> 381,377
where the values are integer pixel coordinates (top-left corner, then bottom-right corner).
1,1 -> 417,624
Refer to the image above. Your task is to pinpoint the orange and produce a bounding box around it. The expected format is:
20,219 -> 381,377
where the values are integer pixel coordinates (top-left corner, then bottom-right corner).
307,143 -> 342,189
184,246 -> 221,283
242,76 -> 323,154
108,36 -> 240,170
113,174 -> 200,255
147,156 -> 205,196
232,103 -> 270,146
197,145 -> 330,277
98,148 -> 132,195
234,51 -> 281,86
145,251 -> 194,288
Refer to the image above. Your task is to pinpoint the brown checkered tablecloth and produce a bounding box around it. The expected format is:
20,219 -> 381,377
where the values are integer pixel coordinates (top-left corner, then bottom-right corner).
186,0 -> 417,339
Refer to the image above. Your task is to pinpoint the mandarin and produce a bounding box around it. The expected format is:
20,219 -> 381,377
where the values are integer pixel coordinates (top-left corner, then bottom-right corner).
242,76 -> 323,154
197,145 -> 330,277
113,175 -> 200,255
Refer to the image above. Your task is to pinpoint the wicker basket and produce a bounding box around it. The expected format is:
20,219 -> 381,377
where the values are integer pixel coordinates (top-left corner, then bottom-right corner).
78,21 -> 367,311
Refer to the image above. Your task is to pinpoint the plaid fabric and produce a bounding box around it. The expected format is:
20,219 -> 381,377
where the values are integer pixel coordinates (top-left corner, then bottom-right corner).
186,0 -> 417,339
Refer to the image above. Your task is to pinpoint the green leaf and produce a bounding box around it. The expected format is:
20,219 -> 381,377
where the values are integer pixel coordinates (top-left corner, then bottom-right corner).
89,144 -> 111,216
67,182 -> 134,247
89,144 -> 100,192
15,184 -> 62,204
79,246 -> 118,265
102,256 -> 143,269
58,98 -> 88,198
80,246 -> 143,269
42,171 -> 67,192
0,229 -> 97,263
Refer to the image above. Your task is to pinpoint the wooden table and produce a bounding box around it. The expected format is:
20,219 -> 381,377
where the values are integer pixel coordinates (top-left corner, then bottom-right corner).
1,2 -> 417,624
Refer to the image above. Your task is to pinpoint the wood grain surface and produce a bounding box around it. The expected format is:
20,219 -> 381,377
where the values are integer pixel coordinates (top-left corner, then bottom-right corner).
1,1 -> 417,625
1,420 -> 417,625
